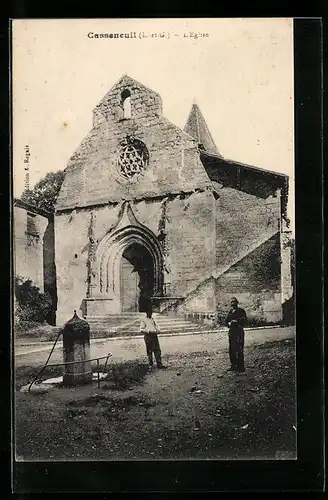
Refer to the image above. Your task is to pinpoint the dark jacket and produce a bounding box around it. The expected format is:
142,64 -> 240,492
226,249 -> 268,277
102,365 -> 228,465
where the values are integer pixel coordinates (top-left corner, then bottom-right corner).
225,307 -> 247,335
139,294 -> 152,314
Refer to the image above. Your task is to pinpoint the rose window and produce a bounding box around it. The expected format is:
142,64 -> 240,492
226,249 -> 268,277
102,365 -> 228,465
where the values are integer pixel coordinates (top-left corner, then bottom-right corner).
117,137 -> 149,180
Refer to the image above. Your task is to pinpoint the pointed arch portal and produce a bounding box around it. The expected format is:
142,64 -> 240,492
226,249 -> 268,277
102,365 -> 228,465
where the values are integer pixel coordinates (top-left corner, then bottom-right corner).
91,202 -> 164,314
121,243 -> 154,312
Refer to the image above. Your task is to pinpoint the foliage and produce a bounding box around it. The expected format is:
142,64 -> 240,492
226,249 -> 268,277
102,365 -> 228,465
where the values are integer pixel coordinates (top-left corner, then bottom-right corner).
246,317 -> 279,328
216,311 -> 280,328
21,170 -> 65,213
14,276 -> 52,330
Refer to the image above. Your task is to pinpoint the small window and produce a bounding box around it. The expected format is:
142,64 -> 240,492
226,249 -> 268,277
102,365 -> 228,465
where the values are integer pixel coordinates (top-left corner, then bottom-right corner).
121,89 -> 131,119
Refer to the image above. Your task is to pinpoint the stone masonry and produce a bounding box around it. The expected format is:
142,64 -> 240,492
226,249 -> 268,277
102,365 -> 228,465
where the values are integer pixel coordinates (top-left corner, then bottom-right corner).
14,202 -> 49,290
55,74 -> 292,326
14,199 -> 57,324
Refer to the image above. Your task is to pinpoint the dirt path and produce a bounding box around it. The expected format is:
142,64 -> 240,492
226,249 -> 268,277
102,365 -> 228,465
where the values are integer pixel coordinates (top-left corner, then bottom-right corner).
15,326 -> 294,368
15,328 -> 296,461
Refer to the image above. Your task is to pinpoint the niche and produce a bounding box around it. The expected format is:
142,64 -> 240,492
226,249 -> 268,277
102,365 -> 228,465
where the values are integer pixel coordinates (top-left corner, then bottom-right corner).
121,89 -> 131,119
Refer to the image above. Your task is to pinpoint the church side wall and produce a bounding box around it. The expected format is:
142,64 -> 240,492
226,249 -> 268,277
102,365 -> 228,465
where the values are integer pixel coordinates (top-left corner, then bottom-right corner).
214,189 -> 282,324
215,188 -> 280,275
170,189 -> 283,322
215,233 -> 282,325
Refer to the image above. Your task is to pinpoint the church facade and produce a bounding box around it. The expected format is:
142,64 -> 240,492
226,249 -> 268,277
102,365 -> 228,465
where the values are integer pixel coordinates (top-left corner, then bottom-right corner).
55,74 -> 292,326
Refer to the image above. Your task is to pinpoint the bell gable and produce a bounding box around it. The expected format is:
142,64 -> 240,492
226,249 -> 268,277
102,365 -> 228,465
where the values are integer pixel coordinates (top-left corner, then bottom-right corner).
56,75 -> 212,211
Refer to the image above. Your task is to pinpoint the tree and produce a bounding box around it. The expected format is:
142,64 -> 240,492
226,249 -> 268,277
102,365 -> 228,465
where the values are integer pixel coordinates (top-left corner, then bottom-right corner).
21,170 -> 65,213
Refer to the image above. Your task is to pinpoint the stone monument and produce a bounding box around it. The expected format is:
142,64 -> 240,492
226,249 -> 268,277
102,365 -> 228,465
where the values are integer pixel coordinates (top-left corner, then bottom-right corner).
62,310 -> 92,387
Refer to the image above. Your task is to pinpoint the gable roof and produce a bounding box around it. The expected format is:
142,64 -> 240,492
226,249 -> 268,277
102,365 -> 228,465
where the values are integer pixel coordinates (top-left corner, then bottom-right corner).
199,150 -> 289,218
14,198 -> 52,219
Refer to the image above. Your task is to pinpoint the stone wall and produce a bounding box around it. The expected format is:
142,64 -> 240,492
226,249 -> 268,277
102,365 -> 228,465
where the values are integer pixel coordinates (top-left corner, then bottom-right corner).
215,233 -> 282,324
55,201 -> 163,323
176,277 -> 216,314
56,75 -> 212,212
212,188 -> 282,323
134,191 -> 216,300
214,187 -> 280,277
43,220 -> 57,324
55,191 -> 216,324
165,187 -> 282,319
55,182 -> 289,324
164,191 -> 216,298
13,205 -> 48,291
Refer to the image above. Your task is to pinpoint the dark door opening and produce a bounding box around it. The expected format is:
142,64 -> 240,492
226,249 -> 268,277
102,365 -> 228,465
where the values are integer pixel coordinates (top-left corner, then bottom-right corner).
120,243 -> 154,312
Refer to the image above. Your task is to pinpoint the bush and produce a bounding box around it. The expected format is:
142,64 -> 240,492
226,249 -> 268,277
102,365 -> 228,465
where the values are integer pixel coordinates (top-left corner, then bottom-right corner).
14,276 -> 52,331
216,310 -> 280,328
282,295 -> 295,326
246,317 -> 280,328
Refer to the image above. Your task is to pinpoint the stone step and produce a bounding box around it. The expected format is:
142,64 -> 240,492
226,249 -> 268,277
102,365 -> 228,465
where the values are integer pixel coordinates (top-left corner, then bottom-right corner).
152,322 -> 195,328
84,313 -> 206,334
89,324 -> 200,332
85,313 -> 184,319
90,324 -> 208,332
86,318 -> 190,326
87,319 -> 199,327
85,317 -> 190,324
85,314 -> 143,320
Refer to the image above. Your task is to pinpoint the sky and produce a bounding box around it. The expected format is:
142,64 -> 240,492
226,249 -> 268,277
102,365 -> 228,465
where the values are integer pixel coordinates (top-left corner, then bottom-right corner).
12,18 -> 294,232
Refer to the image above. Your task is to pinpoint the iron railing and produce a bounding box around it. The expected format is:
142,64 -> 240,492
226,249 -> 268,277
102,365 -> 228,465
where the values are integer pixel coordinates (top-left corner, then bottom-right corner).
28,353 -> 112,392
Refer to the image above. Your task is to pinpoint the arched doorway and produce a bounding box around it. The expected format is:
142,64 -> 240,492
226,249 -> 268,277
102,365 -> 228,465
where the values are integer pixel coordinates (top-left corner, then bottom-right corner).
120,243 -> 154,312
94,202 -> 164,314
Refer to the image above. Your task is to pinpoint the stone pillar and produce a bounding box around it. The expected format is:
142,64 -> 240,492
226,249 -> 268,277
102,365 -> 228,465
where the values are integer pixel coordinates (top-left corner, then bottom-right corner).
62,310 -> 92,387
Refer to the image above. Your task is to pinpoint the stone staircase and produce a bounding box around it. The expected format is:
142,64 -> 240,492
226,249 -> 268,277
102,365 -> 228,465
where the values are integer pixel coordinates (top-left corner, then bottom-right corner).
161,229 -> 280,315
160,193 -> 280,315
84,312 -> 215,337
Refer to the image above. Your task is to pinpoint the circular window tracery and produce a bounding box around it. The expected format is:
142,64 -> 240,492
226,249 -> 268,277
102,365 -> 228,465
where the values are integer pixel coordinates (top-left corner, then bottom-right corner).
117,136 -> 149,180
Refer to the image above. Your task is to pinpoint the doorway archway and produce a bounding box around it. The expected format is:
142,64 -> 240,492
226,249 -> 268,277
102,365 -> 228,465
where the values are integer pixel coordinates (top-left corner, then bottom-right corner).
120,243 -> 154,312
95,202 -> 164,313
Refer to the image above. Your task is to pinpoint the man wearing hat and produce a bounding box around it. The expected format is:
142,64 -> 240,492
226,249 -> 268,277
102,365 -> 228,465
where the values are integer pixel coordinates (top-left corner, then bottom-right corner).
225,297 -> 247,372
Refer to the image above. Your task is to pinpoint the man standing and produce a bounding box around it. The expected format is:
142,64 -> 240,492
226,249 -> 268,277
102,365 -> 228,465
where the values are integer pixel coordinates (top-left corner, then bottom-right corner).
140,309 -> 166,370
225,297 -> 247,372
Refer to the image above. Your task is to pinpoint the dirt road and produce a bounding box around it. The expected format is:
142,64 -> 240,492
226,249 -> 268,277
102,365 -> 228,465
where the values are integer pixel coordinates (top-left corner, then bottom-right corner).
15,326 -> 294,368
15,327 -> 296,461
